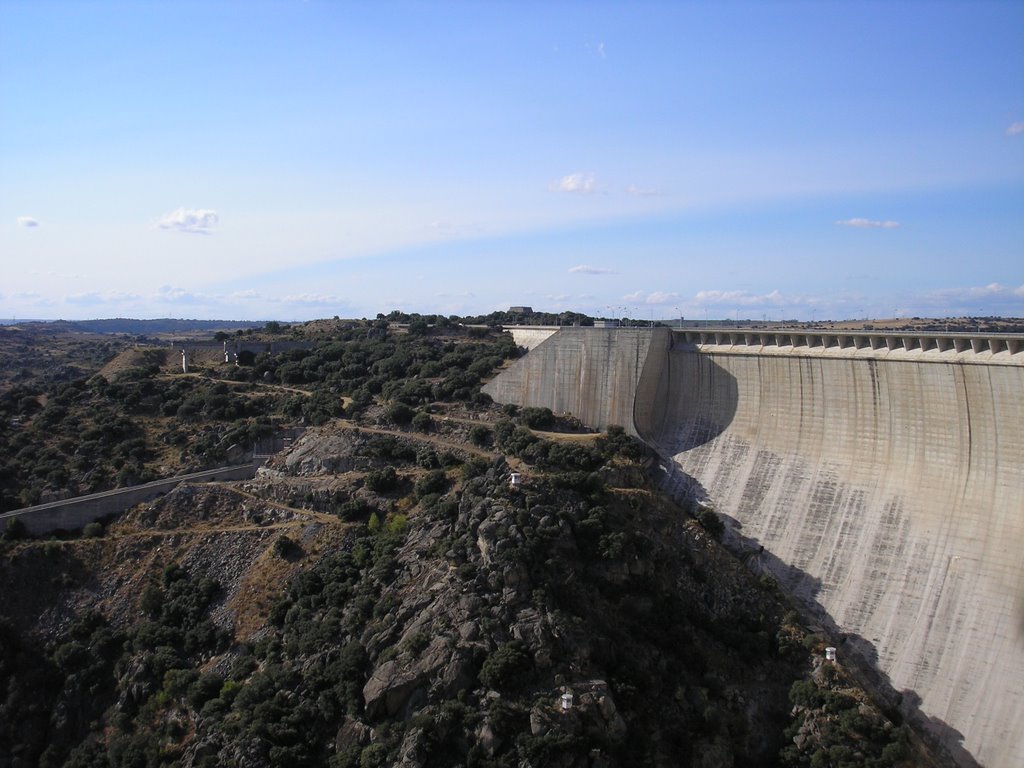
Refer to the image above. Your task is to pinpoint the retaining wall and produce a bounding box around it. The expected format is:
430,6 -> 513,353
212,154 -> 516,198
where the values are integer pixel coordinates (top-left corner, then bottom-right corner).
0,462 -> 262,536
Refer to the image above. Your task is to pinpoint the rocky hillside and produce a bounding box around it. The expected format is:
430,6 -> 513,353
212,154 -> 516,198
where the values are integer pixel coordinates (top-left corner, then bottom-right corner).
0,412 -> 924,768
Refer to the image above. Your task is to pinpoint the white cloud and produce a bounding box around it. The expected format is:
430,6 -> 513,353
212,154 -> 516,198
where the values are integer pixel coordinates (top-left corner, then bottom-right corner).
626,184 -> 666,198
622,290 -> 680,305
597,42 -> 606,59
155,207 -> 219,234
646,291 -> 680,304
695,289 -> 785,306
153,285 -> 202,303
835,218 -> 901,229
66,290 -> 141,305
428,219 -> 483,237
551,172 -> 597,194
568,264 -> 615,275
1006,121 -> 1024,136
279,294 -> 344,306
925,282 -> 1024,302
17,216 -> 39,228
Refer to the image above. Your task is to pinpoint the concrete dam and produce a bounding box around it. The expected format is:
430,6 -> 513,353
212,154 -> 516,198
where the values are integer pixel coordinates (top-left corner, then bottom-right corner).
483,327 -> 1024,768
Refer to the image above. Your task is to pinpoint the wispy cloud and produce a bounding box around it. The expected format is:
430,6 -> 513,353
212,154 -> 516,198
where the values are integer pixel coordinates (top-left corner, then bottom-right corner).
279,294 -> 344,306
153,285 -> 202,303
568,264 -> 615,275
426,221 -> 480,238
17,216 -> 39,228
427,221 -> 457,236
551,172 -> 597,194
924,282 -> 1024,302
695,289 -> 785,306
835,218 -> 900,229
623,290 -> 680,305
155,207 -> 219,234
66,290 -> 142,305
626,184 -> 667,198
1006,121 -> 1024,136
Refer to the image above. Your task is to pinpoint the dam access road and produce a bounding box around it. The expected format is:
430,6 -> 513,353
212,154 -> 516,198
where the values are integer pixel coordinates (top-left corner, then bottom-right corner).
484,326 -> 1024,768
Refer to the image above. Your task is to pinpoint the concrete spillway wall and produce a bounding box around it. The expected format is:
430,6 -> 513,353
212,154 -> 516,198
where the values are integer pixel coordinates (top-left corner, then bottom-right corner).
484,327 -> 1024,768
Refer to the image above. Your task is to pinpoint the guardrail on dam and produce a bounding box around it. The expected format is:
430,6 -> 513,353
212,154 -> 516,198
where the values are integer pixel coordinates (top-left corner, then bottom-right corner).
483,326 -> 1024,768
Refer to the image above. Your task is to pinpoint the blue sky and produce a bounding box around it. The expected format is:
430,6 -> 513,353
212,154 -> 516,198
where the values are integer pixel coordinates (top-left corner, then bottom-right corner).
2,1 -> 1022,321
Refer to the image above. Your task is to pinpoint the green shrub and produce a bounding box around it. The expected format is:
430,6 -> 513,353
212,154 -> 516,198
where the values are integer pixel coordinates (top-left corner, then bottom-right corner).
415,469 -> 448,498
364,467 -> 399,493
139,583 -> 163,617
416,447 -> 440,469
411,411 -> 433,432
385,513 -> 408,535
468,424 -> 491,446
82,521 -> 104,538
479,641 -> 531,690
384,402 -> 414,425
519,406 -> 554,429
2,518 -> 28,540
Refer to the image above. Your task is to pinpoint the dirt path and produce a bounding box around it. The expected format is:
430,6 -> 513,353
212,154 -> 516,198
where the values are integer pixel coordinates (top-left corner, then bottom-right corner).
334,419 -> 498,461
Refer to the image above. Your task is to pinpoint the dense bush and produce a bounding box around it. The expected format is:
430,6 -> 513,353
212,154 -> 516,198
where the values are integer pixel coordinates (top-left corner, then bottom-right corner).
414,469 -> 448,499
478,641 -> 531,690
364,467 -> 399,493
519,407 -> 555,429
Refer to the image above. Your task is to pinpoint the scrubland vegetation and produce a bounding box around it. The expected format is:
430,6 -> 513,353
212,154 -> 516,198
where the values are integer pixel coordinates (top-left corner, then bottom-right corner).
0,318 -> 924,767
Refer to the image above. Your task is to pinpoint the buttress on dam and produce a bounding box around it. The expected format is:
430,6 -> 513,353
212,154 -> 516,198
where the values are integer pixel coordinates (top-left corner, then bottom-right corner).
483,326 -> 1024,768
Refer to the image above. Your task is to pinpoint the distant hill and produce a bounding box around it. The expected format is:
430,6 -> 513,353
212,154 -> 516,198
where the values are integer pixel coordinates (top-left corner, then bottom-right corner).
20,318 -> 267,336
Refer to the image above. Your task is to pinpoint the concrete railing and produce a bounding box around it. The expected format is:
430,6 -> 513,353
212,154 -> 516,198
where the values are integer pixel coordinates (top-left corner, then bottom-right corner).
674,328 -> 1024,364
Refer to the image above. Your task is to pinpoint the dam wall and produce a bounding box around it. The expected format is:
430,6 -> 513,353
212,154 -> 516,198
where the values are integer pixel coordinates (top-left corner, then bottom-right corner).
484,326 -> 1024,768
485,328 -> 672,435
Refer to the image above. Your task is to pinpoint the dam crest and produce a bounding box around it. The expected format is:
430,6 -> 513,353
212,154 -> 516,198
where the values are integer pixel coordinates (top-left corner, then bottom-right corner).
484,326 -> 1024,768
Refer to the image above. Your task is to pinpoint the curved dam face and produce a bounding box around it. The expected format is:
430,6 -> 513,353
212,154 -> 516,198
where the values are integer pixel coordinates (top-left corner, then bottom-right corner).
484,327 -> 1024,768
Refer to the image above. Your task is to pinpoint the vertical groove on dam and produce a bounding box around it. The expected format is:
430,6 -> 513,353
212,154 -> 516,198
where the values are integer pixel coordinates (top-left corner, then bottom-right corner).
484,327 -> 1024,768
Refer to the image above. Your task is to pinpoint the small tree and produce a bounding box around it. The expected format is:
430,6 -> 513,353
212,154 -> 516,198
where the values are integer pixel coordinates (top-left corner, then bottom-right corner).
411,411 -> 433,432
364,467 -> 399,493
384,402 -> 414,425
415,469 -> 448,499
468,424 -> 491,447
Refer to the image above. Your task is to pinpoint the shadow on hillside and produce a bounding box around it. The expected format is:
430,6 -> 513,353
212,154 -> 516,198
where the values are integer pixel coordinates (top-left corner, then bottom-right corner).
656,458 -> 980,768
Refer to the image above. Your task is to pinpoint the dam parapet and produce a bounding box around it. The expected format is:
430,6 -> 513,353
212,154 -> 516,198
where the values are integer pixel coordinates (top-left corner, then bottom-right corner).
674,328 -> 1024,365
